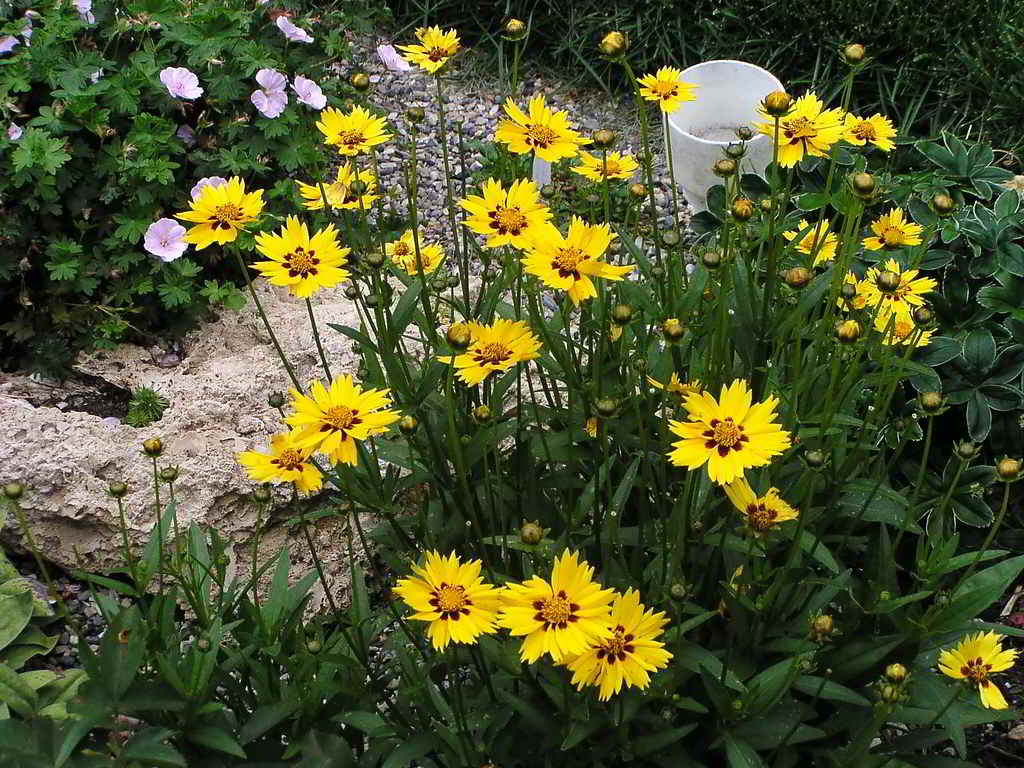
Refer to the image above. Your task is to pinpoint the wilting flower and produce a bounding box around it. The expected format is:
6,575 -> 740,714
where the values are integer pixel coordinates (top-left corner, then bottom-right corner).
667,379 -> 791,485
276,15 -> 313,43
295,163 -> 378,211
863,208 -> 924,251
843,113 -> 896,152
387,230 -> 445,275
377,43 -> 412,72
875,307 -> 935,348
495,94 -> 591,162
285,376 -> 400,466
859,258 -> 936,319
460,178 -> 551,249
143,218 -> 188,262
522,218 -> 633,305
73,0 -> 95,24
397,26 -> 460,74
637,67 -> 697,113
724,477 -> 798,535
252,216 -> 350,298
500,550 -> 615,663
585,417 -> 598,438
316,105 -> 391,156
160,67 -> 203,100
176,124 -> 196,147
238,432 -> 321,494
292,75 -> 326,110
395,551 -> 502,651
0,36 -> 18,55
7,123 -> 22,141
176,176 -> 264,249
571,150 -> 639,182
566,589 -> 672,701
939,631 -> 1018,709
783,218 -> 838,267
250,68 -> 288,118
190,176 -> 227,201
440,319 -> 542,386
647,373 -> 702,402
756,92 -> 845,168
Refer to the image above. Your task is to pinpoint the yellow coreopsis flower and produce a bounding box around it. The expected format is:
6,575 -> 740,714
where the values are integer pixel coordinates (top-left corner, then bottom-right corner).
938,631 -> 1018,709
316,105 -> 392,156
500,549 -> 615,663
494,94 -> 591,163
875,307 -> 935,348
863,208 -> 924,251
637,67 -> 697,113
522,218 -> 633,305
647,373 -> 702,402
386,229 -> 445,275
285,376 -> 400,466
859,258 -> 937,319
296,163 -> 379,211
566,589 -> 673,701
394,550 -> 502,651
667,379 -> 791,485
176,176 -> 264,249
397,26 -> 460,74
440,319 -> 542,386
251,216 -> 350,299
783,218 -> 839,267
843,113 -> 897,152
756,92 -> 845,168
723,477 -> 798,535
571,150 -> 639,182
460,177 -> 551,249
237,432 -> 321,494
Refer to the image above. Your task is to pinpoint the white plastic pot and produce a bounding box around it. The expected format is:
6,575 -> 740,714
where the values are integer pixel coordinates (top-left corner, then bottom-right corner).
664,60 -> 784,213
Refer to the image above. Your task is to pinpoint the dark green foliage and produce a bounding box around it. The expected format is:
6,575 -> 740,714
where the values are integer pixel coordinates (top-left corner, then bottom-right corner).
124,386 -> 170,427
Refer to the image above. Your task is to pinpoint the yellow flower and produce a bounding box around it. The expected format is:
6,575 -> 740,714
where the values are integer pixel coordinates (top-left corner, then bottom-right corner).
500,549 -> 615,663
316,105 -> 391,156
566,589 -> 672,701
571,150 -> 639,182
460,177 -> 552,250
756,92 -> 845,168
875,307 -> 935,348
647,373 -> 702,402
296,163 -> 379,211
494,94 -> 591,163
668,379 -> 791,485
386,229 -> 445,275
938,631 -> 1018,709
859,258 -> 937,319
394,550 -> 502,651
397,26 -> 460,74
440,319 -> 542,386
838,272 -> 869,311
252,216 -> 350,299
863,208 -> 924,251
522,218 -> 633,305
723,477 -> 798,535
285,376 -> 400,466
608,324 -> 623,342
237,432 -> 321,494
783,218 -> 838,267
637,67 -> 697,114
843,113 -> 897,152
176,176 -> 264,250
585,417 -> 598,438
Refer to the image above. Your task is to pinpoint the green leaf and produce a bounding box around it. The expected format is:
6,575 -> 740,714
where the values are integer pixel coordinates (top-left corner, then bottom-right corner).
723,731 -> 765,768
297,731 -> 355,768
931,555 -> 1024,631
120,727 -> 187,768
839,480 -> 918,532
381,733 -> 438,768
966,390 -> 991,442
186,726 -> 246,759
0,591 -> 33,651
0,662 -> 37,716
792,676 -> 871,706
239,699 -> 299,745
914,336 -> 962,367
962,328 -> 996,373
632,724 -> 697,757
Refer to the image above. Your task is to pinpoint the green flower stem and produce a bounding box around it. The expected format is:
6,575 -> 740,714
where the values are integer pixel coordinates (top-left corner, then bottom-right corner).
151,455 -> 164,591
947,481 -> 1012,599
305,298 -> 332,382
404,123 -> 440,346
662,113 -> 683,237
9,499 -> 79,637
433,75 -> 465,271
892,415 -> 935,556
114,495 -> 139,586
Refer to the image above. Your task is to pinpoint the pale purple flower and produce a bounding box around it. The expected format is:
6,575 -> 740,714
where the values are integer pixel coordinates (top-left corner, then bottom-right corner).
0,36 -> 18,55
275,16 -> 313,44
190,176 -> 228,201
377,44 -> 411,72
144,219 -> 188,262
7,123 -> 22,141
21,18 -> 33,45
250,68 -> 288,118
176,124 -> 196,147
160,67 -> 203,100
73,0 -> 95,25
292,75 -> 326,110
88,69 -> 104,84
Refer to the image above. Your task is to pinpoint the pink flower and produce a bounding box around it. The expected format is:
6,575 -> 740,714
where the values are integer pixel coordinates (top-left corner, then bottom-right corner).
160,67 -> 203,100
144,218 -> 188,262
176,125 -> 196,147
377,44 -> 411,72
292,75 -> 326,110
275,16 -> 313,44
251,68 -> 288,118
7,123 -> 22,141
190,176 -> 228,201
73,0 -> 95,25
0,36 -> 18,55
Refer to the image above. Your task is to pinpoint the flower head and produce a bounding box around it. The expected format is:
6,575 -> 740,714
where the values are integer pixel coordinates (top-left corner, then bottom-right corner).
144,218 -> 188,262
500,550 -> 615,663
440,319 -> 542,386
637,67 -> 697,113
285,376 -> 400,466
176,176 -> 264,249
756,92 -> 845,168
397,26 -> 460,74
783,218 -> 838,267
276,15 -> 313,43
252,216 -> 350,298
296,162 -> 378,211
863,208 -> 924,251
73,0 -> 95,24
522,217 -> 633,305
723,477 -> 798,535
668,379 -> 791,485
377,43 -> 412,72
251,68 -> 288,118
566,589 -> 672,700
0,36 -> 18,56
316,105 -> 391,156
177,124 -> 196,147
494,94 -> 591,163
460,178 -> 551,249
875,307 -> 936,348
395,551 -> 502,651
843,113 -> 896,152
387,230 -> 445,275
160,67 -> 203,100
238,432 -> 321,494
190,176 -> 228,201
859,258 -> 936,319
7,122 -> 22,141
292,75 -> 326,110
939,631 -> 1017,709
647,373 -> 702,402
572,151 -> 639,182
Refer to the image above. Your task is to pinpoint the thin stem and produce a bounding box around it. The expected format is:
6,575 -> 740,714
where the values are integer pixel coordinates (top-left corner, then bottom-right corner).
305,298 -> 332,382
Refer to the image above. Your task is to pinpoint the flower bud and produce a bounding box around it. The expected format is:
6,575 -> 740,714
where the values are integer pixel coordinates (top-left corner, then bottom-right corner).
734,126 -> 754,141
885,663 -> 909,683
306,639 -> 322,653
592,129 -> 617,149
3,482 -> 24,501
956,441 -> 979,460
724,142 -> 746,159
628,183 -> 647,199
997,457 -> 1022,481
520,520 -> 544,545
759,198 -> 774,213
712,158 -> 737,178
810,614 -> 835,641
875,270 -> 901,293
159,466 -> 179,483
651,265 -> 665,280
142,438 -> 163,457
661,229 -> 681,247
364,293 -> 381,308
350,72 -> 370,92
253,486 -> 272,503
731,198 -> 755,222
919,392 -> 944,413
851,172 -> 875,197
761,90 -> 792,117
840,282 -> 858,302
784,266 -> 811,289
598,31 -> 628,57
611,303 -> 633,326
446,323 -> 472,351
701,250 -> 722,269
879,683 -> 903,704
595,397 -> 619,418
932,193 -> 955,216
268,392 -> 286,409
669,582 -> 688,601
842,43 -> 866,64
398,415 -> 418,436
349,179 -> 368,196
405,106 -> 425,124
662,318 -> 685,343
472,405 -> 492,424
836,319 -> 861,344
108,481 -> 128,498
364,250 -> 385,269
503,18 -> 527,40
196,637 -> 211,651
804,449 -> 826,468
912,305 -> 935,327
